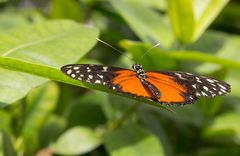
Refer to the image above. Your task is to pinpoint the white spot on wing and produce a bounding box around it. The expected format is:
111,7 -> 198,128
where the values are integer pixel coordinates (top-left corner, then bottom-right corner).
102,66 -> 108,72
78,77 -> 82,80
211,83 -> 216,87
196,92 -> 201,96
186,73 -> 193,75
207,79 -> 214,83
201,91 -> 208,96
95,80 -> 101,84
203,86 -> 209,91
71,74 -> 76,78
175,73 -> 187,80
97,74 -> 103,79
192,84 -> 197,89
67,69 -> 72,75
73,66 -> 80,70
197,79 -> 202,83
218,84 -> 227,90
220,88 -> 226,93
88,75 -> 93,79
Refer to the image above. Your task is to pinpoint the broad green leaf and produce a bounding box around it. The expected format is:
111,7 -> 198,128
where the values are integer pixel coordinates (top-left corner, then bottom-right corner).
104,124 -> 165,156
193,0 -> 229,41
0,20 -> 99,105
109,0 -> 173,47
202,112 -> 240,144
21,82 -> 59,153
52,126 -> 102,155
167,0 -> 194,43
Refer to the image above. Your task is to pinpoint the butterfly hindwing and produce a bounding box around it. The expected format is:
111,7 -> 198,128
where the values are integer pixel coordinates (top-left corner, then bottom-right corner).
146,71 -> 231,104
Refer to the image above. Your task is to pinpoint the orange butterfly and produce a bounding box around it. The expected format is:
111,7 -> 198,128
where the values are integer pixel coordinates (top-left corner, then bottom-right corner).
61,64 -> 231,105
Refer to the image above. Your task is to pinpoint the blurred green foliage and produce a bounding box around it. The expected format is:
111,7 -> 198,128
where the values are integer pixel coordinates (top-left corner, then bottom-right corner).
0,0 -> 239,155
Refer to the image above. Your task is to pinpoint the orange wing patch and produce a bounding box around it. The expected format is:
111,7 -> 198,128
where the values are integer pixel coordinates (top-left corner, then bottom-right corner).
146,72 -> 187,103
112,70 -> 151,98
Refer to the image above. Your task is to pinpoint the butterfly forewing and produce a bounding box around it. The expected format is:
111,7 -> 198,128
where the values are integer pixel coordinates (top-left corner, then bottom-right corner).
61,64 -> 134,91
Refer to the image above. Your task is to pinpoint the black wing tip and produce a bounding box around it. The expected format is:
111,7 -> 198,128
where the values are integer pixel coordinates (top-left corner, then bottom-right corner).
60,64 -> 71,73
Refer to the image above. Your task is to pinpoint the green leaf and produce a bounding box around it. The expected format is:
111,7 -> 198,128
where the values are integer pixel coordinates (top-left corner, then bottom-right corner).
109,0 -> 173,47
21,82 -> 59,153
202,112 -> 240,144
0,20 -> 99,105
167,0 -> 229,43
104,124 -> 165,156
167,0 -> 194,43
193,0 -> 229,41
52,126 -> 102,155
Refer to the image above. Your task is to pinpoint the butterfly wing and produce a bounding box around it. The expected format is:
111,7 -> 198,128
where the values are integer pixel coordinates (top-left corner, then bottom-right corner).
61,64 -> 154,99
146,71 -> 231,104
61,64 -> 231,105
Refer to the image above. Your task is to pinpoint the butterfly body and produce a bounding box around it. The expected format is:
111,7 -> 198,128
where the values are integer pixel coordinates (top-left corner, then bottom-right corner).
61,64 -> 231,105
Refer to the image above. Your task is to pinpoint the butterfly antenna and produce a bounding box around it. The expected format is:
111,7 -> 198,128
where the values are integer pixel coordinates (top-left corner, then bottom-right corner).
137,43 -> 161,62
96,38 -> 132,60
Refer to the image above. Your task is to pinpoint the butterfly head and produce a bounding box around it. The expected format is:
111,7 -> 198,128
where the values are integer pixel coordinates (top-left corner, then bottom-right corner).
132,63 -> 146,80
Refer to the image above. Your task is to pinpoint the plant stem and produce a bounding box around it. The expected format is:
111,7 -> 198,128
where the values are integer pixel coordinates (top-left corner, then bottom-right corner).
108,101 -> 141,131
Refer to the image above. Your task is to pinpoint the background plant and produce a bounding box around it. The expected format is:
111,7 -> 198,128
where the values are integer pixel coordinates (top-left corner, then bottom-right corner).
0,0 -> 240,156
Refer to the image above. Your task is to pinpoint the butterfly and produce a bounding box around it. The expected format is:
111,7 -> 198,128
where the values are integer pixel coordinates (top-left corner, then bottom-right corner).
61,63 -> 231,105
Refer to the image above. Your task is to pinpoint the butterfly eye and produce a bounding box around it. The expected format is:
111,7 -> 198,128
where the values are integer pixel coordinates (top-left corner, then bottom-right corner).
132,64 -> 142,70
